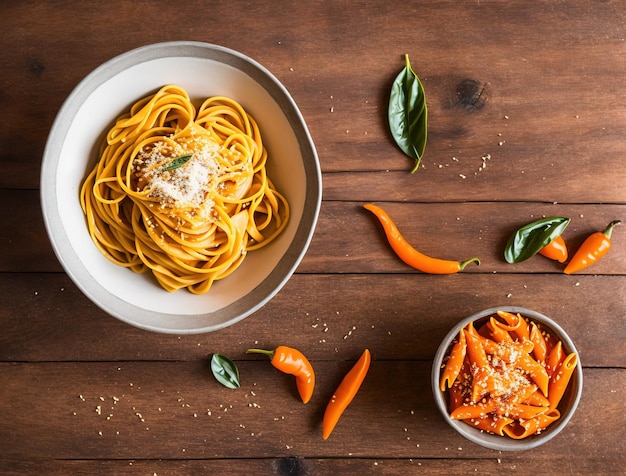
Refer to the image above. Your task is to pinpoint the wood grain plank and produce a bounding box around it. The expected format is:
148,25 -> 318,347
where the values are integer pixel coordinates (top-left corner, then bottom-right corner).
321,169 -> 626,204
304,201 -> 626,275
1,362 -> 623,464
1,273 -> 624,366
2,1 -> 625,192
2,190 -> 59,272
0,455 -> 622,476
3,191 -> 626,274
3,1 -> 626,472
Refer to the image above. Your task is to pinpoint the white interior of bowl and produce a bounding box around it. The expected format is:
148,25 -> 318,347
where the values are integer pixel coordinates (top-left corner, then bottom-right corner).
431,306 -> 583,451
41,42 -> 321,334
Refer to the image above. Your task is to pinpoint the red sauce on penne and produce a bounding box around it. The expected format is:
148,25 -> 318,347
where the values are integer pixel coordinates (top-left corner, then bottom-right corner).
439,312 -> 578,439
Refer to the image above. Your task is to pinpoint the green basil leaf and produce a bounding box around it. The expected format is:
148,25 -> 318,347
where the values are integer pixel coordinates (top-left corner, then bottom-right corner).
388,54 -> 428,174
504,217 -> 571,264
211,354 -> 240,389
163,154 -> 193,171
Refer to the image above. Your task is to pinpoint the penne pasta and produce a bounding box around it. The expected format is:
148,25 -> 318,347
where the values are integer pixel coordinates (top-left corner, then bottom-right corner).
464,328 -> 490,369
469,415 -> 514,436
486,317 -> 514,343
522,388 -> 551,407
502,403 -> 548,420
448,381 -> 466,411
529,322 -> 548,363
450,400 -> 497,420
518,354 -> 550,396
510,383 -> 538,405
440,312 -> 578,440
494,310 -> 523,332
507,313 -> 531,342
503,409 -> 561,439
546,341 -> 564,378
440,330 -> 467,392
548,352 -> 578,409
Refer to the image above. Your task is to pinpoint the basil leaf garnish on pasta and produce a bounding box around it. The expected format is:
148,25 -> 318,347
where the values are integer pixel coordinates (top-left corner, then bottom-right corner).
163,153 -> 193,171
211,354 -> 241,389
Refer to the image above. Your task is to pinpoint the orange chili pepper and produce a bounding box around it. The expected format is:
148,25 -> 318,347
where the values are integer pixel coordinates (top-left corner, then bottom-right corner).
564,220 -> 621,274
322,349 -> 371,439
538,234 -> 568,263
247,346 -> 315,404
364,204 -> 480,274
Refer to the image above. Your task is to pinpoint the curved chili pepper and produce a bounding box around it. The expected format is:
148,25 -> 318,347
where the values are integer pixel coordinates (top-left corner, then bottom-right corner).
538,234 -> 568,263
322,349 -> 371,440
364,204 -> 480,274
564,220 -> 621,274
247,346 -> 315,404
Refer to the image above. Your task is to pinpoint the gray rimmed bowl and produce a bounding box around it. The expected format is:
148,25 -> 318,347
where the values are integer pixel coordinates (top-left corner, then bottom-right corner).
41,42 -> 322,334
431,306 -> 583,451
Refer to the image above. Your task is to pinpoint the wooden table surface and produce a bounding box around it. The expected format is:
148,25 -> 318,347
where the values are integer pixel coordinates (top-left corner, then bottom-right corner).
2,1 -> 625,474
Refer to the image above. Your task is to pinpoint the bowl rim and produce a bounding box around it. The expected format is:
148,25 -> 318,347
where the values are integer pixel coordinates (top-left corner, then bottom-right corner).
431,305 -> 583,451
40,41 -> 322,334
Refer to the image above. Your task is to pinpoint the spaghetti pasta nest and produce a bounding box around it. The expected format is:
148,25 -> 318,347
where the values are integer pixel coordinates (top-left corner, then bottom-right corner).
80,85 -> 289,294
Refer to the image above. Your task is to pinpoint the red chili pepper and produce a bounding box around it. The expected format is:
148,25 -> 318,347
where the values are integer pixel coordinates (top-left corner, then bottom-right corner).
364,204 -> 480,274
322,349 -> 371,440
564,220 -> 621,274
538,234 -> 568,263
247,346 -> 315,404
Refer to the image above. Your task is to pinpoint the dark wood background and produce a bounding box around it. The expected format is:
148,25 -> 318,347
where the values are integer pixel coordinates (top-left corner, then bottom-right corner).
1,1 -> 625,474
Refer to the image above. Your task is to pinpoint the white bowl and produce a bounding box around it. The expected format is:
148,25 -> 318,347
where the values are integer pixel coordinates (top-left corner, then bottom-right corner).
432,306 -> 583,451
41,42 -> 321,334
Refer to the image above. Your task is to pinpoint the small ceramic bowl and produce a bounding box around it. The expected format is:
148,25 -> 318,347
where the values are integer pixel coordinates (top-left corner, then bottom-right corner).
431,306 -> 583,451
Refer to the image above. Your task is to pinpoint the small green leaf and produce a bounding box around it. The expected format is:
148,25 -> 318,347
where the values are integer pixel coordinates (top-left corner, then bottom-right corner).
504,217 -> 571,264
211,354 -> 240,389
163,154 -> 193,171
388,54 -> 428,173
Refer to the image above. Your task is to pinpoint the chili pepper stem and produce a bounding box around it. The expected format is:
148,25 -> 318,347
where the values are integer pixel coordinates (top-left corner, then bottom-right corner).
458,257 -> 481,270
603,220 -> 621,238
246,349 -> 274,358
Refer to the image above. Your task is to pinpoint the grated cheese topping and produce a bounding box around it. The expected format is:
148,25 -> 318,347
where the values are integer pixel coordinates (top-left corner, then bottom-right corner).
133,125 -> 251,227
469,340 -> 536,416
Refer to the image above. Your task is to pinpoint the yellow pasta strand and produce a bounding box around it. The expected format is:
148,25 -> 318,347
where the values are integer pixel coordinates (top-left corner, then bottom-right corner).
80,85 -> 289,294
